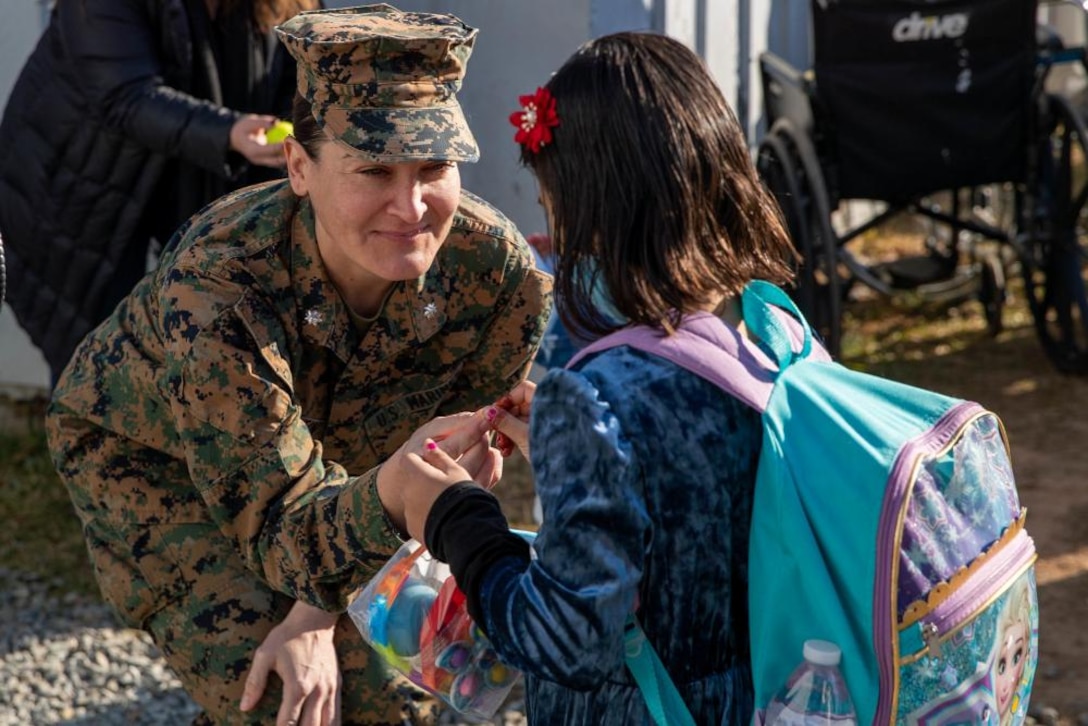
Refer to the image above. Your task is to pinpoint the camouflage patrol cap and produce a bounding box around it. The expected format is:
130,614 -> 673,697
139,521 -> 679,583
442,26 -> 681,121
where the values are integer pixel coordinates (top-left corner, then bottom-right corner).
275,4 -> 480,162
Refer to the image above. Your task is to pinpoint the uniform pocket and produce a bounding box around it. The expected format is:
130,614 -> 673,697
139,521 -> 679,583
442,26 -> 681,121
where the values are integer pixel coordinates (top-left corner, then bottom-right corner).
83,519 -> 190,630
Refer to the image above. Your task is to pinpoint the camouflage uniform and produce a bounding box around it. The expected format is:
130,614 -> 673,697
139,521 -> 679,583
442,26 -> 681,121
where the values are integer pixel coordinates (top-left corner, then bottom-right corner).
45,5 -> 551,725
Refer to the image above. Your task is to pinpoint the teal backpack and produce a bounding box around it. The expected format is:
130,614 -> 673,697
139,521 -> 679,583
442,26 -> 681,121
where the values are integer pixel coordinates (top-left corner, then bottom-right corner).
571,281 -> 1039,725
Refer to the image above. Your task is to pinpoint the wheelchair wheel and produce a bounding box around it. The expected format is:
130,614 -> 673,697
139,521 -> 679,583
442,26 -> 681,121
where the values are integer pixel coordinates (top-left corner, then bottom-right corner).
757,122 -> 843,357
1019,93 -> 1088,374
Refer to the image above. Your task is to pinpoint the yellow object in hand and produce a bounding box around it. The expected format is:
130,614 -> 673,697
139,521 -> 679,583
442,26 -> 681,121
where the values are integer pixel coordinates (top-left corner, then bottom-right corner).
265,120 -> 294,144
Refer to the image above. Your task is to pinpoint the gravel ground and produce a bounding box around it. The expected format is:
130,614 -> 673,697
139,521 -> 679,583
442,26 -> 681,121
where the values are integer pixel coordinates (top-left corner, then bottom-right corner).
3,563 -> 1081,725
0,567 -> 200,725
0,567 -> 525,725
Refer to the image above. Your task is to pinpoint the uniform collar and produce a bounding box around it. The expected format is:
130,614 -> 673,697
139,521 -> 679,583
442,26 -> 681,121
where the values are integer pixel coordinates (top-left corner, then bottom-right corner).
289,198 -> 448,362
386,264 -> 448,343
290,200 -> 352,361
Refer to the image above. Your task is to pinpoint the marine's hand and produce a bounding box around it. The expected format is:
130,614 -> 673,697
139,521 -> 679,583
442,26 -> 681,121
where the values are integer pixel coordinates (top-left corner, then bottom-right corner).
401,440 -> 476,542
429,411 -> 502,489
376,412 -> 493,536
491,381 -> 535,459
240,600 -> 341,726
231,114 -> 288,168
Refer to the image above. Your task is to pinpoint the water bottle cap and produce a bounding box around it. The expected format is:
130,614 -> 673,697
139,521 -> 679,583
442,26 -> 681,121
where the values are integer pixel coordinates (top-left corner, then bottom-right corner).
803,639 -> 842,666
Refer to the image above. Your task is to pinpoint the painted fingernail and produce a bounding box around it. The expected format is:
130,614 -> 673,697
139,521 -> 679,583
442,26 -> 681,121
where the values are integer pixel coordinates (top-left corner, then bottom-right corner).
426,441 -> 438,451
486,407 -> 499,421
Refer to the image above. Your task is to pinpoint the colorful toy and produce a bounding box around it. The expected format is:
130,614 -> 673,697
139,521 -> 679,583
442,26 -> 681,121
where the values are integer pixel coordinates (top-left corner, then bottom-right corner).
358,545 -> 427,675
347,540 -> 524,720
386,580 -> 437,656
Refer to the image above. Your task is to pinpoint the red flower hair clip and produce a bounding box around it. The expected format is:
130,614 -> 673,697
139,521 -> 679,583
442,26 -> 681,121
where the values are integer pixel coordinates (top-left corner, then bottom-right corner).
509,87 -> 559,153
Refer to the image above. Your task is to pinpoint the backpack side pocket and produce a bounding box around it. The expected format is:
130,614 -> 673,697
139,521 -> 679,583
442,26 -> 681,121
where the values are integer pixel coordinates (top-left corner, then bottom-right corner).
895,554 -> 1038,725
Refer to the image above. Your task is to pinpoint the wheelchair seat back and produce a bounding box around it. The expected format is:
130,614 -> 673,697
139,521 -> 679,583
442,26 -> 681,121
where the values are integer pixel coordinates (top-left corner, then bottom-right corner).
812,0 -> 1037,201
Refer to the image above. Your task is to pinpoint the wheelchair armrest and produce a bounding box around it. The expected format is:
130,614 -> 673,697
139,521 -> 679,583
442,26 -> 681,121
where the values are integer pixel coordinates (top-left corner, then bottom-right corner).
759,51 -> 817,135
759,51 -> 809,96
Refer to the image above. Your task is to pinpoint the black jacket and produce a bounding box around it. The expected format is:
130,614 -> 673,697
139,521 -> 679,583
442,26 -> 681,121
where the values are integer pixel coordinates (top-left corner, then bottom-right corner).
0,0 -> 295,375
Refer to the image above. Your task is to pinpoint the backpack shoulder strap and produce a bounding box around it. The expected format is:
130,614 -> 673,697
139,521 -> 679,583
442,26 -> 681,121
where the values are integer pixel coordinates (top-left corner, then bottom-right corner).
624,618 -> 698,726
567,312 -> 774,410
567,282 -> 829,412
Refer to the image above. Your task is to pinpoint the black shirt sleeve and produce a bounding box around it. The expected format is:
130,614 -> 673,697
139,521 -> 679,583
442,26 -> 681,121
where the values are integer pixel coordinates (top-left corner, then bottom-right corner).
424,483 -> 532,626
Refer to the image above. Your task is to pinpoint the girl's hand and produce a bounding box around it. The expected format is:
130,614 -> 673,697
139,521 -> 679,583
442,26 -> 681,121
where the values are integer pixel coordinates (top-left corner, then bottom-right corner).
491,380 -> 536,460
400,439 -> 477,542
241,601 -> 341,726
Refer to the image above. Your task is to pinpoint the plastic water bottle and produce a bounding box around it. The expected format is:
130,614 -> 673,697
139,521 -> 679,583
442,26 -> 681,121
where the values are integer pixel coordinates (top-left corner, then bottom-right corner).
764,640 -> 858,725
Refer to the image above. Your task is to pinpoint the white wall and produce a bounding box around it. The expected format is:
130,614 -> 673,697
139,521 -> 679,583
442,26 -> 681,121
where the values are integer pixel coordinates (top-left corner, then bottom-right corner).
329,0 -> 758,236
384,0 -> 599,238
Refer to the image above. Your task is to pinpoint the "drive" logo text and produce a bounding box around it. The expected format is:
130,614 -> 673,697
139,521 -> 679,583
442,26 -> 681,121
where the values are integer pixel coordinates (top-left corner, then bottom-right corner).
892,11 -> 969,42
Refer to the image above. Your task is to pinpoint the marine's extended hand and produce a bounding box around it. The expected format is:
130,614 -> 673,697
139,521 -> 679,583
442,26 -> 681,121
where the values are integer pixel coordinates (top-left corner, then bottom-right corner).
491,380 -> 535,460
376,411 -> 501,537
241,600 -> 341,726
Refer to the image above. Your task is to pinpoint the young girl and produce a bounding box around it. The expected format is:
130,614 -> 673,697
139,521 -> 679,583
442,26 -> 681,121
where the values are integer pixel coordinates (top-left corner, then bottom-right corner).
392,31 -> 796,724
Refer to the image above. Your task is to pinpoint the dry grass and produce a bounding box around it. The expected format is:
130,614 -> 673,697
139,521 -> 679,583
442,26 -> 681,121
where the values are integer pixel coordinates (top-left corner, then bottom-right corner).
0,397 -> 99,598
494,451 -> 538,531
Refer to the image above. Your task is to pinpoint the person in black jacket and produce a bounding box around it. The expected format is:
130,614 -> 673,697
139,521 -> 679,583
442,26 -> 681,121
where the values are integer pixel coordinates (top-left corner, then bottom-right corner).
0,0 -> 319,383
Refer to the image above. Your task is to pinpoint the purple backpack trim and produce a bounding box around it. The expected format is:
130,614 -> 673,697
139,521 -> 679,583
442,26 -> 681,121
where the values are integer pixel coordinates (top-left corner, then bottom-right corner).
567,310 -> 830,412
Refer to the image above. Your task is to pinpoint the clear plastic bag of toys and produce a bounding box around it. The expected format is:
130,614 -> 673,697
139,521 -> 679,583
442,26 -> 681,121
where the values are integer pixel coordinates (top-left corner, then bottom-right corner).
347,539 -> 522,720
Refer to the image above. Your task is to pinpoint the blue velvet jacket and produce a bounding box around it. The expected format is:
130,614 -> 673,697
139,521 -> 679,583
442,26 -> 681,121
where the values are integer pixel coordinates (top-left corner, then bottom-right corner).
480,346 -> 762,725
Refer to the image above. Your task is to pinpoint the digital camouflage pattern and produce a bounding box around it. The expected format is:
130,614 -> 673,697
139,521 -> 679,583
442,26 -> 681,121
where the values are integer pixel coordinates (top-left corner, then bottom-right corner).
46,179 -> 551,724
276,4 -> 480,162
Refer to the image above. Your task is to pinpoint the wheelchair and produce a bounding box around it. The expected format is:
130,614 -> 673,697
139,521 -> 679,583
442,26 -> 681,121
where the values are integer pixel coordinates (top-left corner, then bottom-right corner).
756,0 -> 1088,373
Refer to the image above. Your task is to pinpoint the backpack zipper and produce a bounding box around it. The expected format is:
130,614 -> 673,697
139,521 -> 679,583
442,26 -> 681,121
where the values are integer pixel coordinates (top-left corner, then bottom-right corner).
920,622 -> 942,659
916,528 -> 1036,661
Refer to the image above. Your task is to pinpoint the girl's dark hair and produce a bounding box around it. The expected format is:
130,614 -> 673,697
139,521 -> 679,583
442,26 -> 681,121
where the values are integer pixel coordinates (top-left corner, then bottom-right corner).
290,92 -> 325,158
523,32 -> 797,340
